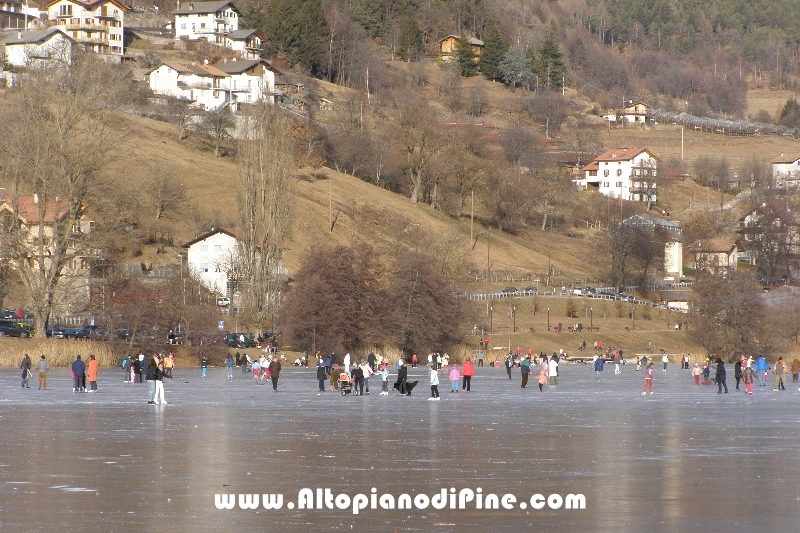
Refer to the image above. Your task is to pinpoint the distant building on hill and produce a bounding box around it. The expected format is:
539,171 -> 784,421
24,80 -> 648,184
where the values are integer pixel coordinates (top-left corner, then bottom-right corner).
436,35 -> 483,63
687,236 -> 740,276
44,0 -> 129,56
575,147 -> 660,206
147,58 -> 281,110
172,1 -> 264,59
3,28 -> 74,67
622,215 -> 683,278
771,153 -> 800,189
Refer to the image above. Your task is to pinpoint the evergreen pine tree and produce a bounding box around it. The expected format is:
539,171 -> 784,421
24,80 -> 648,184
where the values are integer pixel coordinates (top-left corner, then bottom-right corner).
455,35 -> 478,76
398,13 -> 424,61
264,0 -> 329,75
350,0 -> 385,38
531,33 -> 565,89
479,23 -> 508,82
295,0 -> 329,75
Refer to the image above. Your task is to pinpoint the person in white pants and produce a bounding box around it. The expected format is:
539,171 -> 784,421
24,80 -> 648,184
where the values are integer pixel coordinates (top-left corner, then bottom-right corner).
153,362 -> 167,405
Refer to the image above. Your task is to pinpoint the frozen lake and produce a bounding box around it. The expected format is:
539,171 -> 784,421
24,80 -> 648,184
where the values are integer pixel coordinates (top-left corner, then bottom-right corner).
1,362 -> 799,532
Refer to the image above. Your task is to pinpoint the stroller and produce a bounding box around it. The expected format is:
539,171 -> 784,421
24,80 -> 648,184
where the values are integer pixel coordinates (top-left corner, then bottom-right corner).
338,372 -> 353,396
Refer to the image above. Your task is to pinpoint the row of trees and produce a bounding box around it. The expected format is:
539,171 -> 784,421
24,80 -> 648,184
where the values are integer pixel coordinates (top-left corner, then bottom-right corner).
282,243 -> 465,355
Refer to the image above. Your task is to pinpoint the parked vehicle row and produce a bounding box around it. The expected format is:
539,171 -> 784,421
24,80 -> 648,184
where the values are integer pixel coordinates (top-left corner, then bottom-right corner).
0,320 -> 30,338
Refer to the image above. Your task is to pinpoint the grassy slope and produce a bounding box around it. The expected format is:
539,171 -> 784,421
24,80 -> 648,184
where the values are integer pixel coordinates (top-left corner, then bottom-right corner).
107,69 -> 800,360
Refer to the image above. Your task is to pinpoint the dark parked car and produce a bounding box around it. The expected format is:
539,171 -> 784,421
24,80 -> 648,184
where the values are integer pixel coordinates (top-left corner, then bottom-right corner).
226,332 -> 256,348
523,286 -> 537,294
0,320 -> 30,338
501,287 -> 519,295
46,327 -> 66,339
61,325 -> 107,339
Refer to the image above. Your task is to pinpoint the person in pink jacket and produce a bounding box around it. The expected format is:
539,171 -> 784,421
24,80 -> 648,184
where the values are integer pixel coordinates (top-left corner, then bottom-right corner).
462,358 -> 475,392
449,365 -> 460,393
537,366 -> 547,392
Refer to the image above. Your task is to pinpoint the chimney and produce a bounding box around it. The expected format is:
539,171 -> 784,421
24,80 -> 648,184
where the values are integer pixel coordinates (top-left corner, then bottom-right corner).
176,0 -> 180,9
204,58 -> 208,65
33,193 -> 39,204
189,2 -> 194,9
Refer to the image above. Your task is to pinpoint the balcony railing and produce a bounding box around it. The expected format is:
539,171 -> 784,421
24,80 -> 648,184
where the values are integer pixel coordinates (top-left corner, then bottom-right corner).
63,22 -> 110,31
177,80 -> 231,91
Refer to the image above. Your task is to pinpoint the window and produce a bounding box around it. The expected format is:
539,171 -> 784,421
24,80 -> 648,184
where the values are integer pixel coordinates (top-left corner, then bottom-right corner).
616,169 -> 622,176
60,4 -> 72,16
588,170 -> 597,177
181,22 -> 186,29
616,181 -> 623,188
603,182 -> 609,187
213,245 -> 222,253
199,263 -> 209,273
603,169 -> 609,177
199,244 -> 208,253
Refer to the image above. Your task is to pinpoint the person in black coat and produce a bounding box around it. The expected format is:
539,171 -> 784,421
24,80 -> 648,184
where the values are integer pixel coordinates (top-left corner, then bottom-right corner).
734,360 -> 742,391
393,361 -> 417,396
316,361 -> 327,392
716,358 -> 728,394
352,365 -> 364,395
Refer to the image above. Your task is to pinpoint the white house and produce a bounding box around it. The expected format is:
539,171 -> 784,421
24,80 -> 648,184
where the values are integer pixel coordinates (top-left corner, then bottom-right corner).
221,28 -> 264,59
45,0 -> 128,56
772,153 -> 800,189
3,28 -> 74,67
576,147 -> 660,205
622,215 -> 683,277
1,0 -> 40,30
173,0 -> 239,41
687,236 -> 740,275
183,228 -> 239,295
148,60 -> 232,110
216,59 -> 280,104
148,58 -> 280,110
621,101 -> 649,123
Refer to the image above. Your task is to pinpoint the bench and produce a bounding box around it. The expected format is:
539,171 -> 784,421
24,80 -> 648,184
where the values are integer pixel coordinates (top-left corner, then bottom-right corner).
587,326 -> 600,332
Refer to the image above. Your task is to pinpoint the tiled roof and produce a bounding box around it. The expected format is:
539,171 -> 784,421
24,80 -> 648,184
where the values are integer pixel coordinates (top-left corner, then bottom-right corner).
436,35 -> 484,46
227,29 -> 256,39
0,196 -> 71,224
44,0 -> 129,11
216,58 -> 279,74
772,153 -> 800,164
581,147 -> 660,172
182,227 -> 239,248
689,237 -> 738,253
173,1 -> 237,15
3,28 -> 72,45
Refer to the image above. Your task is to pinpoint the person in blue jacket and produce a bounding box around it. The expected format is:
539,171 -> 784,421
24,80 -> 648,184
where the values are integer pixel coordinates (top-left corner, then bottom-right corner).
755,355 -> 768,386
71,355 -> 86,393
593,356 -> 604,382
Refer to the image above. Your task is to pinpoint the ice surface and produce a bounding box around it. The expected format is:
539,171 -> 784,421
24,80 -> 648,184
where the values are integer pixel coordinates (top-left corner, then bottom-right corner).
1,363 -> 799,532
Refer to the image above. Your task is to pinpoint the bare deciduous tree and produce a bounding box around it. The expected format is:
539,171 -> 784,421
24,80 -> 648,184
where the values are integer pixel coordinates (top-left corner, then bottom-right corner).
236,103 -> 295,325
0,52 -> 128,335
395,96 -> 437,204
147,162 -> 187,222
200,106 -> 235,158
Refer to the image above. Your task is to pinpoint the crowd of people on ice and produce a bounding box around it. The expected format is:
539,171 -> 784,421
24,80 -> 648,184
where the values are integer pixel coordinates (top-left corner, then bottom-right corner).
17,339 -> 800,404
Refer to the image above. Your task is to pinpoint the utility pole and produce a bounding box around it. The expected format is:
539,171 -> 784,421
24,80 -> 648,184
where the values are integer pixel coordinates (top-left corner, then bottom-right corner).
470,190 -> 474,243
